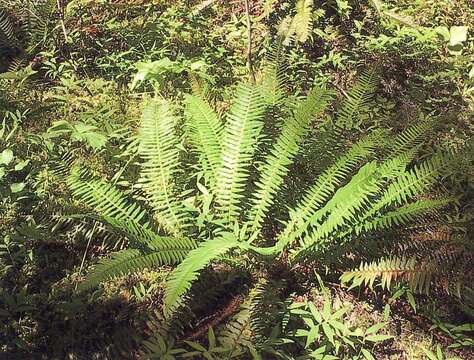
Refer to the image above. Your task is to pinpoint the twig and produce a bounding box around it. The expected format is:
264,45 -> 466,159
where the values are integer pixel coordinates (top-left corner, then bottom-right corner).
244,0 -> 256,84
184,295 -> 244,340
192,0 -> 218,16
75,221 -> 97,291
332,82 -> 350,100
56,0 -> 68,42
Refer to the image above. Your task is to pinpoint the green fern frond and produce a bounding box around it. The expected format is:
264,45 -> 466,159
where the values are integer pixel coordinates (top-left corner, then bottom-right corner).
215,83 -> 266,224
80,246 -> 192,291
24,0 -> 55,53
341,256 -> 434,294
184,94 -> 223,189
364,153 -> 451,220
7,57 -> 27,72
335,68 -> 379,130
218,306 -> 253,356
0,0 -> 54,52
276,136 -> 377,250
284,0 -> 314,44
104,217 -> 198,252
247,86 -> 333,240
295,151 -> 451,257
0,9 -> 18,47
259,40 -> 287,106
388,119 -> 434,158
358,198 -> 451,234
67,170 -> 147,224
163,233 -> 247,316
139,99 -> 189,235
296,161 -> 381,254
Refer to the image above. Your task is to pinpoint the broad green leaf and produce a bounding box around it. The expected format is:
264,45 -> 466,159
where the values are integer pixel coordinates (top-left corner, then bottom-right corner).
309,302 -> 321,322
290,309 -> 309,315
322,323 -> 334,344
469,65 -> 474,79
391,288 -> 404,300
332,307 -> 346,319
190,60 -> 207,71
184,341 -> 207,352
81,132 -> 108,150
361,348 -> 375,360
365,322 -> 386,335
322,299 -> 331,321
422,348 -> 439,360
383,304 -> 391,321
0,167 -> 5,180
295,329 -> 309,337
406,291 -> 417,313
10,182 -> 25,193
47,120 -> 74,135
208,327 -> 216,348
309,345 -> 327,355
331,320 -> 348,335
14,160 -> 30,171
306,326 -> 319,348
0,149 -> 13,165
451,323 -> 474,332
365,334 -> 393,342
449,26 -> 468,47
435,26 -> 450,41
436,345 -> 443,359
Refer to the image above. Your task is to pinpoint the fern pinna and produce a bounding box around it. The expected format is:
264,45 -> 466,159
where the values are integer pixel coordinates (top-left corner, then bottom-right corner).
67,64 -> 459,320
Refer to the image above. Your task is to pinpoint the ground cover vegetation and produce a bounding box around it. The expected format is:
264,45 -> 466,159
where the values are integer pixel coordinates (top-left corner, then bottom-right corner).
0,0 -> 473,359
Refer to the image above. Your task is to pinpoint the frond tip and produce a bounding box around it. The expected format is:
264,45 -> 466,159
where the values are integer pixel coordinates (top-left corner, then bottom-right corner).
67,170 -> 147,224
79,236 -> 197,291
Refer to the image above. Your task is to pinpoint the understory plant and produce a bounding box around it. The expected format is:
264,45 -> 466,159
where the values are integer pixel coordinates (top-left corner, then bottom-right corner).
66,56 -> 465,318
63,53 -> 472,359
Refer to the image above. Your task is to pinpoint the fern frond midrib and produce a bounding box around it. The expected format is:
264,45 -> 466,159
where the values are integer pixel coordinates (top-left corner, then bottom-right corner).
225,97 -> 254,223
151,114 -> 182,228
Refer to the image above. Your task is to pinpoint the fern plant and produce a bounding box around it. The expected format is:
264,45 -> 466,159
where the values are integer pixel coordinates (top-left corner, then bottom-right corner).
66,58 -> 458,320
0,0 -> 55,70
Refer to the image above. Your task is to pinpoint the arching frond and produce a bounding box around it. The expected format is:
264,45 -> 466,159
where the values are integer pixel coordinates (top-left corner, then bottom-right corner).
340,256 -> 434,294
283,0 -> 314,44
296,161 -> 381,255
358,198 -> 451,234
0,9 -> 18,47
364,153 -> 451,220
388,118 -> 434,158
335,68 -> 379,130
163,233 -> 247,316
139,99 -> 189,235
67,170 -> 147,224
103,217 -> 198,252
259,39 -> 287,106
79,243 -> 194,291
184,94 -> 223,189
277,136 -> 377,250
247,86 -> 333,240
215,83 -> 266,224
218,305 -> 253,356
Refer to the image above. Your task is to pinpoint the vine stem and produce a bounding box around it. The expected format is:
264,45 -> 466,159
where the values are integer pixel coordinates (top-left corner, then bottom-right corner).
244,0 -> 256,84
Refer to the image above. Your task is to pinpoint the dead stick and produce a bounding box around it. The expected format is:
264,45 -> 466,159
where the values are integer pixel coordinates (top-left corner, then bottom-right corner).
56,0 -> 68,42
244,0 -> 256,84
